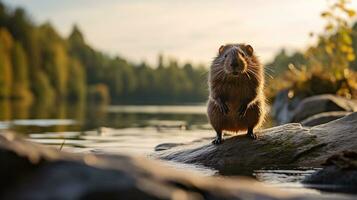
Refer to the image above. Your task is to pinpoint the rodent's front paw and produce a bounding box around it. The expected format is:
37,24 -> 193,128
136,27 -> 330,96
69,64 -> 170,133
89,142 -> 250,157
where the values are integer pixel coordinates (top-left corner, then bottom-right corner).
218,102 -> 229,115
238,104 -> 247,117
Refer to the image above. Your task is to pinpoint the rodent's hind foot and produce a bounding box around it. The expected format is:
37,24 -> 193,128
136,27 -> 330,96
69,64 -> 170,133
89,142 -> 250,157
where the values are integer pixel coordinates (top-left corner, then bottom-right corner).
247,127 -> 257,140
247,132 -> 257,140
212,137 -> 223,145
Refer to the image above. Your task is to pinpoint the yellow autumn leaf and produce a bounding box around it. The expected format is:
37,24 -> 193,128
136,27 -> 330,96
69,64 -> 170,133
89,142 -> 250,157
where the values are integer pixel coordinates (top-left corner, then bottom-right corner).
344,68 -> 350,77
325,45 -> 333,55
347,9 -> 356,17
341,33 -> 352,45
340,45 -> 349,52
347,53 -> 355,61
347,47 -> 354,53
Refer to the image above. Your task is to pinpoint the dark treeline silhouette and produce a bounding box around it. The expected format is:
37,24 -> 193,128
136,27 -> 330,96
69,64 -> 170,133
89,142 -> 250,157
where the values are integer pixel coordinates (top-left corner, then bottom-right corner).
0,1 -> 208,105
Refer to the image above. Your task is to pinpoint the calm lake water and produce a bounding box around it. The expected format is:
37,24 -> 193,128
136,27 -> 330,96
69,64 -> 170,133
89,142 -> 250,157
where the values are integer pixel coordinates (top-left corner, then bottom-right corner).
0,101 -> 354,198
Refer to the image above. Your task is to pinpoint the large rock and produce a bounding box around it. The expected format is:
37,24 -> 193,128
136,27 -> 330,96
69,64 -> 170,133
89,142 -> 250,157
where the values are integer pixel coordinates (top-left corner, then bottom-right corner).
291,95 -> 357,123
156,112 -> 357,175
301,111 -> 351,127
272,93 -> 357,125
0,132 -> 333,200
271,89 -> 303,125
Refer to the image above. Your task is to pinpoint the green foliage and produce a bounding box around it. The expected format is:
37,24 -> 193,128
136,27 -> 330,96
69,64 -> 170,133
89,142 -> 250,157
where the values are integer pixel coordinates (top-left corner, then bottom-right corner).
39,24 -> 69,98
11,42 -> 32,100
88,84 -> 110,103
32,71 -> 55,103
0,28 -> 13,98
67,59 -> 86,101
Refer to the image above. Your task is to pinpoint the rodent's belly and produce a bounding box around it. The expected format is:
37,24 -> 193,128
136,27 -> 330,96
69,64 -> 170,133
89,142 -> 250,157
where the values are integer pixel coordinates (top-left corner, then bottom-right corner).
221,113 -> 248,132
225,102 -> 243,117
222,102 -> 261,131
207,98 -> 262,131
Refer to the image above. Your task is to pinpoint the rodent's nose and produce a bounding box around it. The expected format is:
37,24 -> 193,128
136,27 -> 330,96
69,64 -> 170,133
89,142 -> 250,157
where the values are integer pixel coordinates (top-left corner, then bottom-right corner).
231,62 -> 241,72
230,54 -> 240,70
230,61 -> 239,69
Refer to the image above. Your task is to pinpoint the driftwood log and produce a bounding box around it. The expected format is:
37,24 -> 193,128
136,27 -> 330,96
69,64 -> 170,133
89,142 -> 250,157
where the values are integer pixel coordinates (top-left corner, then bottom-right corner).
156,112 -> 357,175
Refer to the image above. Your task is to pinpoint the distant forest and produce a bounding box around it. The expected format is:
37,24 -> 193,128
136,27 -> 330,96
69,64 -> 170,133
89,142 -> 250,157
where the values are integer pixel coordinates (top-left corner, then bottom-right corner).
2,1 -> 357,105
0,1 -> 208,104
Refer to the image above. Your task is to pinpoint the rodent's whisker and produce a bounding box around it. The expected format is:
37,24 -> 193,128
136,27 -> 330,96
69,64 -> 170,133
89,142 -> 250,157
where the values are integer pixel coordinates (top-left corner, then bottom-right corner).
245,72 -> 251,80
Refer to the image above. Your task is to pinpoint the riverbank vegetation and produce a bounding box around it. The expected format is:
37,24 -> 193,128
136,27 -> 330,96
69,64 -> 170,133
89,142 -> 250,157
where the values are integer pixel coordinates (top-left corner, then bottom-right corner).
266,0 -> 357,101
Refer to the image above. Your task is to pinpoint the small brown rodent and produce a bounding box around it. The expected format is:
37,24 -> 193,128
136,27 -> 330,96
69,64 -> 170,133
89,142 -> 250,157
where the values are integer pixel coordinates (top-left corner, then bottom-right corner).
207,43 -> 266,144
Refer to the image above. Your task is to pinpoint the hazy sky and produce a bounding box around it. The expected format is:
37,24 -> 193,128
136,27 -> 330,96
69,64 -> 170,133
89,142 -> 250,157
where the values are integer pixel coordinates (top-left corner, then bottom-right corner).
3,0 -> 357,65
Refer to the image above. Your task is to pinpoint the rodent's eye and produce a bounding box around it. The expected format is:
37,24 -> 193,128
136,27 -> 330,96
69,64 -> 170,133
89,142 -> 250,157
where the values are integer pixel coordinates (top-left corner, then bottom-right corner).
224,54 -> 227,58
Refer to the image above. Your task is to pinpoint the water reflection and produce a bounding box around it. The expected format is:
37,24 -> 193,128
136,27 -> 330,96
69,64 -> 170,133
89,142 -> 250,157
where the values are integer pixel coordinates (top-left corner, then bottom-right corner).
0,100 -> 210,154
0,100 -> 207,134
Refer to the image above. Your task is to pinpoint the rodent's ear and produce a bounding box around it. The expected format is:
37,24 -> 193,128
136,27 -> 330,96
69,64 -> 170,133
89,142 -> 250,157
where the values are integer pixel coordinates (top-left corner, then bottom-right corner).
245,45 -> 254,56
218,45 -> 225,55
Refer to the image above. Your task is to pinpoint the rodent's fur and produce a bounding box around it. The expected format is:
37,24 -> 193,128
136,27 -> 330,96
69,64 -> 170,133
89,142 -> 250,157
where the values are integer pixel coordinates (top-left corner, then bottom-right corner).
207,43 -> 266,144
